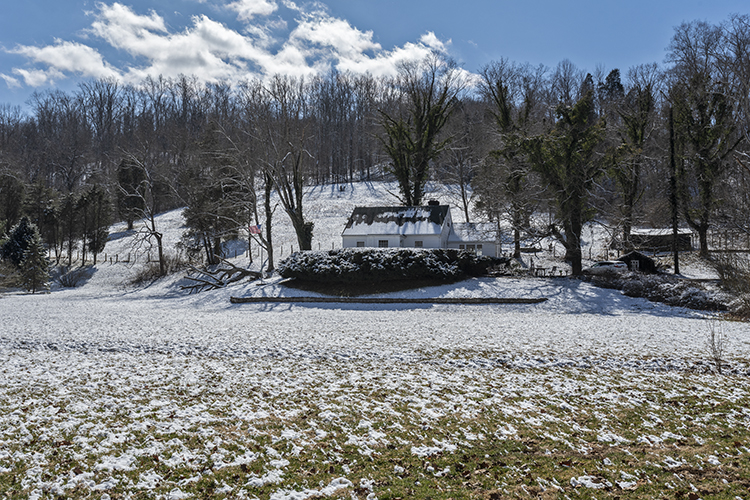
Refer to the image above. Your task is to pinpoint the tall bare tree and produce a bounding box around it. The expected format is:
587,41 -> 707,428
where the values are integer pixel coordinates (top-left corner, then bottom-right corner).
379,54 -> 466,206
477,59 -> 546,257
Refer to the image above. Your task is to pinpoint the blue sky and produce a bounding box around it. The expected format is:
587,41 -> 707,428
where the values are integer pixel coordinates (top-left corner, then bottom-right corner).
1,0 -> 748,109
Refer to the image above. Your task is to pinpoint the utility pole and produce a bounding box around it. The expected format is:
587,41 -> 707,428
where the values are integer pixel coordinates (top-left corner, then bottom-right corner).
669,105 -> 680,275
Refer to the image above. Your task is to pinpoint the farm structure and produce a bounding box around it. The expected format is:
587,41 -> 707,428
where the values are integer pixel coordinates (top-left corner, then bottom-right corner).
341,203 -> 499,256
615,228 -> 694,252
618,250 -> 659,273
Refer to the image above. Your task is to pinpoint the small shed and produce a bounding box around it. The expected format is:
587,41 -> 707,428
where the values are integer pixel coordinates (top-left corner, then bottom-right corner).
618,251 -> 658,273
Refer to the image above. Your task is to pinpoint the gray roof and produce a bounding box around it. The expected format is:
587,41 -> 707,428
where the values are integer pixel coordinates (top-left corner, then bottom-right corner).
342,205 -> 450,236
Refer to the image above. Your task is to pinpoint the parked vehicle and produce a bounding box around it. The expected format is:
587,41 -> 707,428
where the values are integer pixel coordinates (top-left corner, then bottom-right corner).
583,260 -> 628,275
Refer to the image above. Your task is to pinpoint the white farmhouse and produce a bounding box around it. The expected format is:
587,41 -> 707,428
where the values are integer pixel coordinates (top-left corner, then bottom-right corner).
341,203 -> 499,256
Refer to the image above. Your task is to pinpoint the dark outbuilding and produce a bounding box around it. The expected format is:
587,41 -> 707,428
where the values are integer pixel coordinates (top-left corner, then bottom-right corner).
618,251 -> 658,273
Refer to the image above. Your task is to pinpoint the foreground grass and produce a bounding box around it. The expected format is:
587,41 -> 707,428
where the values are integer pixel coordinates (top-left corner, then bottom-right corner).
1,350 -> 749,499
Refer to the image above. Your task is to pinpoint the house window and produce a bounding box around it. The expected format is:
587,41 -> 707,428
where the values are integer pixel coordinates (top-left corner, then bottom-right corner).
414,240 -> 423,248
356,241 -> 365,247
477,244 -> 483,256
459,244 -> 465,250
378,240 -> 389,248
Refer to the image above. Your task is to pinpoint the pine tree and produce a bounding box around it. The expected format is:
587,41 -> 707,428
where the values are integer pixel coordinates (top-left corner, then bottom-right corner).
19,225 -> 51,293
523,88 -> 606,275
1,216 -> 37,268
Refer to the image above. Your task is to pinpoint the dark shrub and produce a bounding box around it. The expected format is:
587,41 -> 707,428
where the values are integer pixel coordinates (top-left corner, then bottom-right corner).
278,248 -> 497,283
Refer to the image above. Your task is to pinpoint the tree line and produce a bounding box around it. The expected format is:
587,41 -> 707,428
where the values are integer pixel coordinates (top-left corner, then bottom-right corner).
1,15 -> 750,279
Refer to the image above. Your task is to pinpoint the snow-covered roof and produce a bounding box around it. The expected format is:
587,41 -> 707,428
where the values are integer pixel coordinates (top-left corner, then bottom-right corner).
342,205 -> 449,237
449,222 -> 498,243
631,228 -> 693,236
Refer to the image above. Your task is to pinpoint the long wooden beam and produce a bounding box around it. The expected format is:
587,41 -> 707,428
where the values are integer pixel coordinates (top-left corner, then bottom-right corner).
230,296 -> 546,304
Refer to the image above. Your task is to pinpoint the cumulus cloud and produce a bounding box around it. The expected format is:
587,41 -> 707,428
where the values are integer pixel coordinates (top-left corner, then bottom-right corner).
11,68 -> 66,87
227,0 -> 278,21
419,32 -> 449,53
290,13 -> 380,59
8,40 -> 120,81
2,1 -> 453,89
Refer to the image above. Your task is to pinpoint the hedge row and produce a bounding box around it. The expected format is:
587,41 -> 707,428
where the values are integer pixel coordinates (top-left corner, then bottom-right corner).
277,248 -> 500,283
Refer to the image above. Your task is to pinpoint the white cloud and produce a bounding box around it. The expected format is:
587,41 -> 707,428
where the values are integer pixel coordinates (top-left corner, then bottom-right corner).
290,13 -> 381,60
89,3 -> 169,57
227,0 -> 278,21
12,68 -> 65,87
336,41 -> 435,78
2,1 -> 455,88
9,40 -> 120,80
419,32 -> 449,53
0,73 -> 21,89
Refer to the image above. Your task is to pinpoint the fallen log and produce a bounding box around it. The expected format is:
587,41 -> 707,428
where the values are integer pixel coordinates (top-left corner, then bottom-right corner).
183,256 -> 262,293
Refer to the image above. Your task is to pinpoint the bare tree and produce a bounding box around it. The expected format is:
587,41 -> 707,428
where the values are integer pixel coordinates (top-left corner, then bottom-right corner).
550,59 -> 585,106
118,151 -> 170,276
379,53 -> 466,206
672,71 -> 742,257
477,59 -> 546,258
610,64 -> 661,248
251,75 -> 316,251
30,90 -> 91,192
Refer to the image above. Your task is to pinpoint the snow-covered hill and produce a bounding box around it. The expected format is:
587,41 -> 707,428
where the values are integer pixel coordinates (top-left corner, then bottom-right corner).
70,179 -> 718,294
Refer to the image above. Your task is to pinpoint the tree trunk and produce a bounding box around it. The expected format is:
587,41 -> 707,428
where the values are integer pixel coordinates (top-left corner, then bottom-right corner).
669,106 -> 680,275
264,173 -> 275,273
213,236 -> 222,263
568,203 -> 584,276
698,226 -> 709,258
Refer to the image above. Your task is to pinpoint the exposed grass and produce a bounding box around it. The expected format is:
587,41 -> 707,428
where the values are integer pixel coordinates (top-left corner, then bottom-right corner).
1,350 -> 749,499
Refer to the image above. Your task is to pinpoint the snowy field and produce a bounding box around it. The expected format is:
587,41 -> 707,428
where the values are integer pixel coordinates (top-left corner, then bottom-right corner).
1,182 -> 749,499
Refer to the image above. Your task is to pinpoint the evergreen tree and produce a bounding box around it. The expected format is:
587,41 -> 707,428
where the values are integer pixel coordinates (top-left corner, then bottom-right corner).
20,228 -> 50,293
598,69 -> 625,119
523,89 -> 606,275
23,181 -> 61,260
1,216 -> 37,268
182,125 -> 249,265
